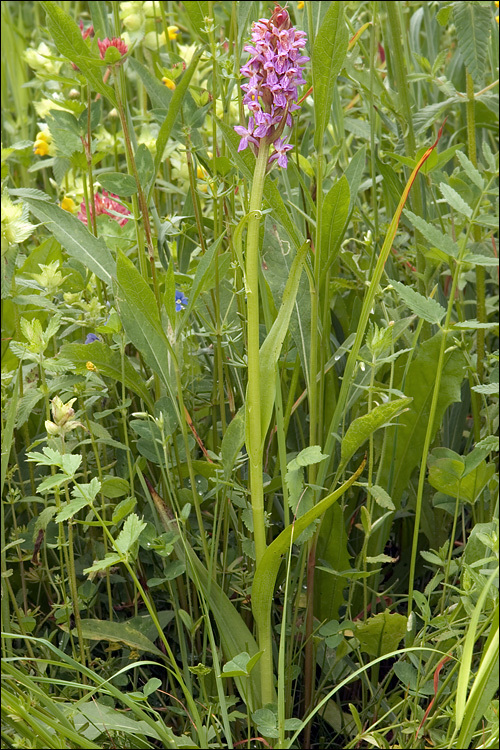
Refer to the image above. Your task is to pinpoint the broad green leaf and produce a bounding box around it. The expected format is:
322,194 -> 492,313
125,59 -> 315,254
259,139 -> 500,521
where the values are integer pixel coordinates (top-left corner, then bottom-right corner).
150,47 -> 204,202
439,182 -> 473,218
452,319 -> 498,330
461,253 -> 499,267
340,397 -> 413,470
112,496 -> 137,524
453,1 -> 491,82
114,252 -> 177,401
254,241 -> 310,444
73,701 -> 163,742
221,410 -> 245,478
11,190 -> 115,284
41,1 -> 116,105
98,172 -> 138,197
182,1 -> 209,40
320,176 -> 350,276
59,342 -> 154,410
404,209 -> 459,258
390,280 -> 446,324
217,119 -> 304,250
114,513 -> 147,555
354,611 -> 408,657
64,618 -> 164,657
312,2 -> 349,149
429,457 -> 495,504
344,145 -> 367,216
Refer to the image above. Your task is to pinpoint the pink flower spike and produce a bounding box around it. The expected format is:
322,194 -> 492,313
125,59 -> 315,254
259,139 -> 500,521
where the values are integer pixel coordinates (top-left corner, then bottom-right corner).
97,37 -> 128,61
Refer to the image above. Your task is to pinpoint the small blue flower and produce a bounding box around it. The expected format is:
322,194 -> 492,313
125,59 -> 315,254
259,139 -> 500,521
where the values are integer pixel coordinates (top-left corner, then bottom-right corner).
85,333 -> 100,344
175,290 -> 188,312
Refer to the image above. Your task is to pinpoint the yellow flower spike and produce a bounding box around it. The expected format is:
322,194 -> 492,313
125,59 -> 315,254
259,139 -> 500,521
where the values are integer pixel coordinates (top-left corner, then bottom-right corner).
86,361 -> 97,372
297,1 -> 304,9
167,25 -> 179,40
61,196 -> 76,213
197,165 -> 208,179
162,76 -> 176,90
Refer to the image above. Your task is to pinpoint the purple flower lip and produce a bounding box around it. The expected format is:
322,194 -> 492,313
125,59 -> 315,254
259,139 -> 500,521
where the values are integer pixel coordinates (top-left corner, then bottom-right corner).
234,3 -> 308,169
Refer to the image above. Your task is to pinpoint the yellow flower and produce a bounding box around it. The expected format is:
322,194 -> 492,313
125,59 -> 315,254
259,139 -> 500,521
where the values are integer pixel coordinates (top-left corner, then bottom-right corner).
33,140 -> 50,156
297,1 -> 304,9
86,361 -> 97,372
168,25 -> 179,40
61,196 -> 76,213
162,76 -> 176,90
36,130 -> 51,143
197,164 -> 208,180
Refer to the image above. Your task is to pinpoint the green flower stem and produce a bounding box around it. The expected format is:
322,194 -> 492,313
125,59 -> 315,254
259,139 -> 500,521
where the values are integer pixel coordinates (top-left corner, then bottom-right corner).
246,141 -> 271,568
245,141 -> 272,704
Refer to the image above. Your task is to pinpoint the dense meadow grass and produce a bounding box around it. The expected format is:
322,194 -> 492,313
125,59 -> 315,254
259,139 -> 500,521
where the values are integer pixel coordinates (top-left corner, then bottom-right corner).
1,1 -> 499,748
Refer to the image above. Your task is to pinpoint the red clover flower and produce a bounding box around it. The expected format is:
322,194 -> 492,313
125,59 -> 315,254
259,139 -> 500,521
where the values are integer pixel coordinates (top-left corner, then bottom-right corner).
97,37 -> 128,62
78,191 -> 131,227
234,3 -> 309,169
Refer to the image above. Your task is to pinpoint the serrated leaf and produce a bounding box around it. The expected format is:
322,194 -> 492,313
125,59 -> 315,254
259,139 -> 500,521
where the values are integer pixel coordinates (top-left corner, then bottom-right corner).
471,383 -> 499,395
37,473 -> 71,493
114,513 -> 147,556
390,280 -> 446,324
55,497 -> 90,522
84,552 -> 122,574
456,150 -> 485,189
366,485 -> 395,511
439,182 -> 473,218
71,477 -> 101,502
340,397 -> 413,469
404,209 -> 459,258
312,1 -> 349,149
453,2 -> 491,82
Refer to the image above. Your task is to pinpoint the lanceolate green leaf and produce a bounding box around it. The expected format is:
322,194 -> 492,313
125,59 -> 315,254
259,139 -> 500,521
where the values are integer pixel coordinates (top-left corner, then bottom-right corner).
340,397 -> 413,470
255,240 -> 310,444
12,191 -> 115,285
114,252 -> 177,403
312,1 -> 349,149
41,1 -> 116,106
453,1 -> 491,83
63,618 -> 165,657
320,175 -> 350,278
182,1 -> 209,40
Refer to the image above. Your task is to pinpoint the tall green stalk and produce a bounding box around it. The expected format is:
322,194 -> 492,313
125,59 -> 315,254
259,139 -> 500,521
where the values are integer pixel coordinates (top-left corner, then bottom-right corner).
245,141 -> 272,702
246,142 -> 271,569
